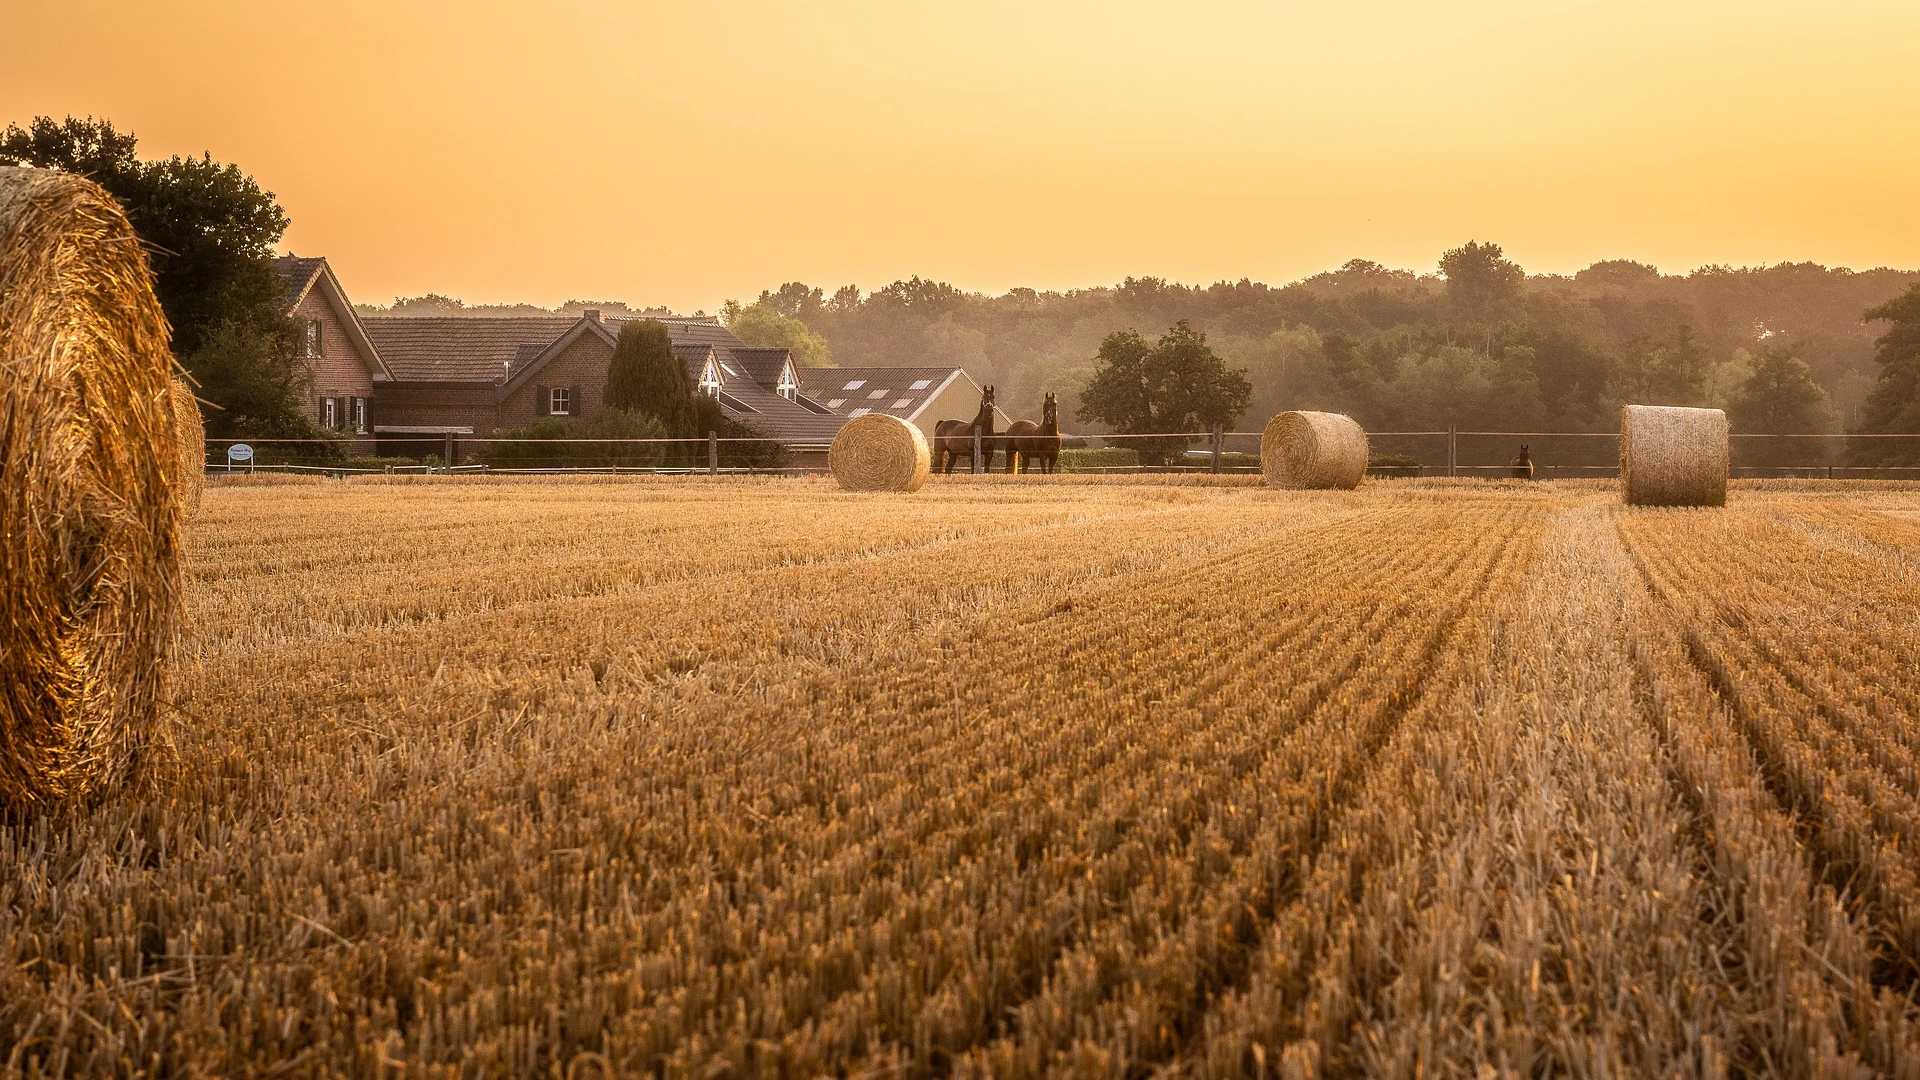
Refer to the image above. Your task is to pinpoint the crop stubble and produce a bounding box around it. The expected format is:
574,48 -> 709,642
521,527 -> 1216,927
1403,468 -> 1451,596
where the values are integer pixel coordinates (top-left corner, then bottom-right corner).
2,476 -> 1918,1078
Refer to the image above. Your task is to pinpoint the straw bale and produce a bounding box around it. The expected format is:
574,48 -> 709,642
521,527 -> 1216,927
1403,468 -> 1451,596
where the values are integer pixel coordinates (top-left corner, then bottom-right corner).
829,413 -> 931,492
170,375 -> 205,517
1260,410 -> 1368,490
0,166 -> 183,810
1620,405 -> 1727,507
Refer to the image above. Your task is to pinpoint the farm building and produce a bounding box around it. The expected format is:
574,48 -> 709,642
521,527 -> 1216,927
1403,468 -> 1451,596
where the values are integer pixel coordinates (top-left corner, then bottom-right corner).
277,256 -> 394,454
797,367 -> 1013,439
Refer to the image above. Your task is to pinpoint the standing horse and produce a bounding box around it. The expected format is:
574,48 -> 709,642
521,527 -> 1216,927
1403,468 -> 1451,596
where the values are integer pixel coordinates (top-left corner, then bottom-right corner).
933,385 -> 997,474
1511,443 -> 1534,480
1005,391 -> 1062,474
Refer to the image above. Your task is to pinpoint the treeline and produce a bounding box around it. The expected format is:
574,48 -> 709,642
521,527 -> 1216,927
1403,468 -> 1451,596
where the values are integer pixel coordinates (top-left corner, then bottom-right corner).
739,251 -> 1920,450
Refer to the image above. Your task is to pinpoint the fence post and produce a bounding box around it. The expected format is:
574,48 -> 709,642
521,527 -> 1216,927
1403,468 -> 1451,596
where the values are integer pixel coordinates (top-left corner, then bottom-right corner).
972,430 -> 984,475
1211,423 -> 1223,474
1447,423 -> 1457,478
708,431 -> 718,475
443,431 -> 455,468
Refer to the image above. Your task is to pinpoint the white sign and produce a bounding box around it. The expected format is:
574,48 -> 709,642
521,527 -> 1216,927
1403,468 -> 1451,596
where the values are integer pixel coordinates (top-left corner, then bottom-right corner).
226,443 -> 254,466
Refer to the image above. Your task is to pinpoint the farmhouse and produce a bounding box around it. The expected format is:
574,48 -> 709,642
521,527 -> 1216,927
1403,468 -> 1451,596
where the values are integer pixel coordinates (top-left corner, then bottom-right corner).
277,256 -> 393,453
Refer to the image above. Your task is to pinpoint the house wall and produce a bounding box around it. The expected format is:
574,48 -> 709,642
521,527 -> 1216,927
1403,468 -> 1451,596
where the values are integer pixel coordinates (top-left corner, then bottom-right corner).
499,333 -> 615,422
911,378 -> 1014,439
372,384 -> 498,434
292,288 -> 377,453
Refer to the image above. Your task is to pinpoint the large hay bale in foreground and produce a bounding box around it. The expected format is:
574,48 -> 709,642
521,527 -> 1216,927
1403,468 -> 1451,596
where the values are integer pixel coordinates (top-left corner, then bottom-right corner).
829,413 -> 931,492
0,167 -> 183,810
1620,405 -> 1727,507
1260,410 -> 1368,490
170,375 -> 205,518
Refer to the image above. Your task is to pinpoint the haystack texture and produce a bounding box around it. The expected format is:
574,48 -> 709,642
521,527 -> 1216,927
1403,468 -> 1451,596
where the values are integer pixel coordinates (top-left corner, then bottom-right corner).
828,412 -> 931,492
0,166 -> 183,811
170,375 -> 205,518
1620,405 -> 1728,507
1260,410 -> 1369,490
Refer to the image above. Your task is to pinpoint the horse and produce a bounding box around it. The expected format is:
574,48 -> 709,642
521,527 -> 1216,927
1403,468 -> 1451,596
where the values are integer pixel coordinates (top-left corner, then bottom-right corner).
1511,443 -> 1534,480
1005,391 -> 1062,474
933,385 -> 997,474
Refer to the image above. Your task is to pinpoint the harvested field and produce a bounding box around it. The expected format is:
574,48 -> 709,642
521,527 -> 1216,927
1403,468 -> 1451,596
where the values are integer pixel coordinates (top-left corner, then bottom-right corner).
4,476 -> 1920,1077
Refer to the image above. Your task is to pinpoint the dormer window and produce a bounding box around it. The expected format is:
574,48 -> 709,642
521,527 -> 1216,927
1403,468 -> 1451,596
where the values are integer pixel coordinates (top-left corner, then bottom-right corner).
777,363 -> 798,400
698,359 -> 721,397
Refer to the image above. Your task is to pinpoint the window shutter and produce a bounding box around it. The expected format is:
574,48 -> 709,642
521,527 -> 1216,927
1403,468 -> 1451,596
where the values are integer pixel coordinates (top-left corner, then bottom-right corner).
571,385 -> 582,417
536,386 -> 549,416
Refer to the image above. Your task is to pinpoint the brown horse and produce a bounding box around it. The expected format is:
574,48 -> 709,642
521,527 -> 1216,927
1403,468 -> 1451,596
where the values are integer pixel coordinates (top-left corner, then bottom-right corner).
933,385 -> 997,473
1004,391 -> 1062,474
1511,443 -> 1534,479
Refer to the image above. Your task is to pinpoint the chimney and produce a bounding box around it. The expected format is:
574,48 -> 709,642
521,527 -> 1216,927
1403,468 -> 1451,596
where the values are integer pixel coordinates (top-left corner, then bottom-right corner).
583,308 -> 601,323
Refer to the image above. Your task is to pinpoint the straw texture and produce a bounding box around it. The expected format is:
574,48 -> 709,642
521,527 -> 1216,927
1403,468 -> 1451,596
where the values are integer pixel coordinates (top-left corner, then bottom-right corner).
1260,410 -> 1369,490
1620,405 -> 1728,507
170,376 -> 205,518
0,166 -> 183,811
829,413 -> 931,492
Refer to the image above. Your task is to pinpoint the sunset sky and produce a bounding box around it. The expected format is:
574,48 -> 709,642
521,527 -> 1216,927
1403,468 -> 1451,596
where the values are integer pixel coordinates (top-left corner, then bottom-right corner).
5,0 -> 1917,312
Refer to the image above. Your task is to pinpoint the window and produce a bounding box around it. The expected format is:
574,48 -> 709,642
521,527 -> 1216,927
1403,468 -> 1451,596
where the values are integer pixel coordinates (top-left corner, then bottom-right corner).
302,319 -> 323,359
322,397 -> 337,429
826,398 -> 846,409
909,379 -> 932,390
777,365 -> 798,400
550,386 -> 571,415
866,388 -> 888,399
720,361 -> 739,377
842,379 -> 865,391
698,361 -> 721,397
354,397 -> 367,434
892,398 -> 913,409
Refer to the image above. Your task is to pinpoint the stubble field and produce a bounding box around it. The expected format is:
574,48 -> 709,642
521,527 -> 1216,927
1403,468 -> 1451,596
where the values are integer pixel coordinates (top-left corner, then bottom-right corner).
4,475 -> 1920,1078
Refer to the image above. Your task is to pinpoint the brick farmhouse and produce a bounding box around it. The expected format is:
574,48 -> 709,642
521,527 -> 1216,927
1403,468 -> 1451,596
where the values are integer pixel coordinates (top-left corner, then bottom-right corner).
277,256 -> 1003,465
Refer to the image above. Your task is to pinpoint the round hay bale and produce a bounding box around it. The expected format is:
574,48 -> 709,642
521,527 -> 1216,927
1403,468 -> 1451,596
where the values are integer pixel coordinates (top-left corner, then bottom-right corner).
1260,410 -> 1368,490
0,166 -> 183,810
1620,405 -> 1727,507
169,375 -> 205,518
829,413 -> 931,492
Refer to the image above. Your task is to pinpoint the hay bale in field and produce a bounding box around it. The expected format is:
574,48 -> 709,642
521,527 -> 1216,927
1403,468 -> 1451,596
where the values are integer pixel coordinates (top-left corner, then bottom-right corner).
829,413 -> 931,492
1260,410 -> 1368,490
169,375 -> 205,517
1620,405 -> 1727,507
0,166 -> 183,811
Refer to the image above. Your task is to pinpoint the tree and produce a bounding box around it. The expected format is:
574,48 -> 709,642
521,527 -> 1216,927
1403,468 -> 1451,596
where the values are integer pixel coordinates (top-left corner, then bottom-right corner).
1855,285 -> 1920,437
756,282 -> 824,320
605,320 -> 694,436
1,115 -> 318,441
725,303 -> 833,368
1438,240 -> 1525,320
1729,344 -> 1839,468
1078,321 -> 1252,465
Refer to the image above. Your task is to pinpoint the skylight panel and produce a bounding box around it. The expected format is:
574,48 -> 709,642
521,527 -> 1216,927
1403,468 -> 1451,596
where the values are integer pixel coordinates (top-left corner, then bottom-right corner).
843,379 -> 865,390
848,407 -> 870,417
826,398 -> 846,409
892,398 -> 913,409
867,389 -> 888,399
908,379 -> 932,390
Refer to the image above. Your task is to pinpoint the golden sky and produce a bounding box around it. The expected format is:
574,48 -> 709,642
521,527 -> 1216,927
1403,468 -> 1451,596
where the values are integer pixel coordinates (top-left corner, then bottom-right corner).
5,1 -> 1917,312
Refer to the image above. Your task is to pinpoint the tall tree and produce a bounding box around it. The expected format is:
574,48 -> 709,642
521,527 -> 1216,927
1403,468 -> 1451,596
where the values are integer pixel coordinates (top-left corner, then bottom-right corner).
605,319 -> 694,435
1078,320 -> 1252,464
1438,240 -> 1525,322
1729,344 -> 1839,467
0,115 -> 317,441
1855,284 -> 1920,436
723,302 -> 834,368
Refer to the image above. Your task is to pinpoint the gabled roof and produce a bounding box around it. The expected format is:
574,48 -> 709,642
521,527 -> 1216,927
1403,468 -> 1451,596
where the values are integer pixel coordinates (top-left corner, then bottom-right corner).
276,255 -> 395,382
361,316 -> 580,383
798,366 -> 993,425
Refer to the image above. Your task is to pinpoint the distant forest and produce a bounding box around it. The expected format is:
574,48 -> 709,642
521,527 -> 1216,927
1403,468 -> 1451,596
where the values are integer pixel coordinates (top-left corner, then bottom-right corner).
363,250 -> 1920,438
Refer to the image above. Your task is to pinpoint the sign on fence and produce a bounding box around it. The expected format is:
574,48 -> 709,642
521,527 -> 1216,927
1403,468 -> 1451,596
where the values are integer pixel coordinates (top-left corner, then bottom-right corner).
226,443 -> 254,471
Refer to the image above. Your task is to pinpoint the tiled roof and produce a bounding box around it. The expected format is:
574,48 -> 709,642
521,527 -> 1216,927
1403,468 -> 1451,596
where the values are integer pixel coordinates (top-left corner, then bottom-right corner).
275,256 -> 327,308
728,346 -> 792,388
714,380 -> 848,448
797,366 -> 968,422
362,317 -> 580,383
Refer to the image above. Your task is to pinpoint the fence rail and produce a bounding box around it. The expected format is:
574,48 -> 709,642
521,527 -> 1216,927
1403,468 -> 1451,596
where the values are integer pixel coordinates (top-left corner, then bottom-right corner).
199,429 -> 1920,479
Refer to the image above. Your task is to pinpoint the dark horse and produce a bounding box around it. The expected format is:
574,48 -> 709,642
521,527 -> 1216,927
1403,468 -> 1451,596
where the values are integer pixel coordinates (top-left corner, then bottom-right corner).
1511,443 -> 1534,479
933,385 -> 997,473
1004,391 -> 1062,474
